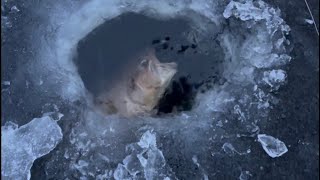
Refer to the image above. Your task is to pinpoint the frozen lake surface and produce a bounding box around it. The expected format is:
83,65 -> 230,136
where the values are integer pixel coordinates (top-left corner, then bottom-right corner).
1,0 -> 319,179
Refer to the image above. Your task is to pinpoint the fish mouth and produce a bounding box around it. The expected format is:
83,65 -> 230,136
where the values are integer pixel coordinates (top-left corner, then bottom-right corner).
155,62 -> 177,84
161,62 -> 178,70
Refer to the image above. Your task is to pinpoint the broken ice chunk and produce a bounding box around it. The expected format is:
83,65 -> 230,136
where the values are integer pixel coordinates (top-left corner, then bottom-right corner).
222,142 -> 249,155
2,121 -> 18,130
122,155 -> 142,176
137,130 -> 157,149
2,81 -> 10,86
42,112 -> 64,121
239,170 -> 252,180
113,164 -> 132,180
222,142 -> 237,155
257,134 -> 288,158
72,160 -> 89,176
115,130 -> 171,180
216,120 -> 223,127
262,69 -> 286,90
1,116 -> 63,180
10,5 -> 20,12
305,19 -> 314,24
192,155 -> 200,167
191,155 -> 209,180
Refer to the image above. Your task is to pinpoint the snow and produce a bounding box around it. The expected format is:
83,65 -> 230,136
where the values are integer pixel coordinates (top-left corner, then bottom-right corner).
1,116 -> 63,180
71,160 -> 89,177
257,134 -> 288,158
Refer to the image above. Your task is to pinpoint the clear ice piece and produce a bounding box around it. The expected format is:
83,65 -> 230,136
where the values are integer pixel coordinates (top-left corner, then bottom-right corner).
257,134 -> 288,158
1,116 -> 63,180
114,130 -> 172,180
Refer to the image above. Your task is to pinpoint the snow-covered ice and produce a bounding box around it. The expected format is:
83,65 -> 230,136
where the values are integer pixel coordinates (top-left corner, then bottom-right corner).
1,116 -> 63,180
257,134 -> 288,158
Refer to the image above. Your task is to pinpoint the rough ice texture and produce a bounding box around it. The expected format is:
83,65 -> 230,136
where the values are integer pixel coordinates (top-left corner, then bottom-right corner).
221,0 -> 291,86
1,116 -> 63,180
257,134 -> 288,158
262,69 -> 286,89
114,130 -> 173,180
304,19 -> 314,25
223,0 -> 290,35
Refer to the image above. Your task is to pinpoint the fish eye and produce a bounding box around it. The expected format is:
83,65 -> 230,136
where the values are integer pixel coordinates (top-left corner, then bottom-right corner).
140,59 -> 149,68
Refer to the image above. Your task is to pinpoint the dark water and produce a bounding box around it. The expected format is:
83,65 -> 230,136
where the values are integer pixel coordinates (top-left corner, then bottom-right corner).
75,12 -> 225,113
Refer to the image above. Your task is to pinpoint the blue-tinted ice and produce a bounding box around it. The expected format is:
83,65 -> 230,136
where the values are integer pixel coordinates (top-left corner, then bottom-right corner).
1,116 -> 63,180
257,134 -> 288,158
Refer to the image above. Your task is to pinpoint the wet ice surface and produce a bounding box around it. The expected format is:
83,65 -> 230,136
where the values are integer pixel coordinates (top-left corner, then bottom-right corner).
1,0 -> 319,179
113,130 -> 174,180
257,134 -> 288,158
1,116 -> 63,180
